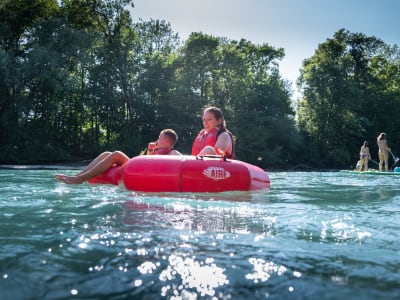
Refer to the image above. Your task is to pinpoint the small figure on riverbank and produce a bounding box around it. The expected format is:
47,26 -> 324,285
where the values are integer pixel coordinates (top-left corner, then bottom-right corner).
359,140 -> 370,171
377,132 -> 390,172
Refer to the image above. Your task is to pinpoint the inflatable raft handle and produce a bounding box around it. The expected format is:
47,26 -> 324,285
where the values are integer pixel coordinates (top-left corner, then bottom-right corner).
196,154 -> 227,162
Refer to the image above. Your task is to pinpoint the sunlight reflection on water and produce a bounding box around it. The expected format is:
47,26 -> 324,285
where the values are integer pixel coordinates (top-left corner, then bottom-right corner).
159,255 -> 229,297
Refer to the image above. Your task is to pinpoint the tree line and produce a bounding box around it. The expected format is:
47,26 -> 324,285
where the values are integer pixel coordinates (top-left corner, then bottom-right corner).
1,0 -> 399,170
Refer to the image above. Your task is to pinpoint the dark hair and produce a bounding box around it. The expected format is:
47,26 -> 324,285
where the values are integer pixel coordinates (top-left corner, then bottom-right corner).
161,129 -> 178,146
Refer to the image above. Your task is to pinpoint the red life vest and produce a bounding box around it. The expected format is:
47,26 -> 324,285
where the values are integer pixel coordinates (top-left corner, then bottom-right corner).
192,127 -> 234,158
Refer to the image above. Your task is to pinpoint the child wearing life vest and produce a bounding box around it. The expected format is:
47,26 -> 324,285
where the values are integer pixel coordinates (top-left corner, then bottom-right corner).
55,129 -> 180,184
192,107 -> 235,158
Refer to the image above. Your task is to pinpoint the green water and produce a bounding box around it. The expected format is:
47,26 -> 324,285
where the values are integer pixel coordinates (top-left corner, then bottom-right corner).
1,169 -> 399,299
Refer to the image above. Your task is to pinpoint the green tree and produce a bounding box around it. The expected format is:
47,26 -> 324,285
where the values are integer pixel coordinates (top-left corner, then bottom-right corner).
131,19 -> 181,148
0,0 -> 317,168
228,39 -> 297,167
174,34 -> 297,165
0,0 -> 59,51
298,29 -> 400,168
0,0 -> 60,162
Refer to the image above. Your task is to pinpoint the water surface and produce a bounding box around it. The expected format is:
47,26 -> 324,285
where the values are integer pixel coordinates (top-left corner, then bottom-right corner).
1,169 -> 399,299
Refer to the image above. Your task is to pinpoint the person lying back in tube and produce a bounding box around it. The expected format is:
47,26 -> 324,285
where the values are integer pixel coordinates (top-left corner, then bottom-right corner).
55,129 -> 181,184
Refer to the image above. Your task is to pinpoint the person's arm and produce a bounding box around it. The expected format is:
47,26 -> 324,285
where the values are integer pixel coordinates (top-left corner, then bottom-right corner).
214,132 -> 232,154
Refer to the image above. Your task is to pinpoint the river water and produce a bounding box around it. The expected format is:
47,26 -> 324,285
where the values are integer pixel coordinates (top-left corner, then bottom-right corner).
1,168 -> 399,299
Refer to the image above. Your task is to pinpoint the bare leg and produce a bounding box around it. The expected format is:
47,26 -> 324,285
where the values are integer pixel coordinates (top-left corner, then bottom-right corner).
379,153 -> 384,172
77,152 -> 112,175
363,159 -> 368,171
385,154 -> 389,171
55,152 -> 112,181
55,152 -> 112,179
56,151 -> 129,184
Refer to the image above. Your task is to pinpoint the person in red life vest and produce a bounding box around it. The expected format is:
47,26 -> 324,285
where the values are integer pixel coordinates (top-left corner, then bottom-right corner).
192,106 -> 235,158
55,129 -> 181,184
146,129 -> 182,156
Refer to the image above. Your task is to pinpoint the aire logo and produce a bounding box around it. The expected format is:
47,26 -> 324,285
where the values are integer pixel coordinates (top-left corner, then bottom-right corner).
202,167 -> 231,180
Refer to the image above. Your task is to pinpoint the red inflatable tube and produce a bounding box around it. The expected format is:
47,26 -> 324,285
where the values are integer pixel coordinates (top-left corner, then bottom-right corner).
89,155 -> 270,193
123,155 -> 269,193
87,162 -> 126,185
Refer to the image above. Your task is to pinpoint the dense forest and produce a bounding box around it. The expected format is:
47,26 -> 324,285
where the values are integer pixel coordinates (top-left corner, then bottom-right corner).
1,0 -> 399,169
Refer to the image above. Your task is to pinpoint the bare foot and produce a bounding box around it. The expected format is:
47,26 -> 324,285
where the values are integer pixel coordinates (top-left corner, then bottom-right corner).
55,174 -> 84,184
55,174 -> 65,181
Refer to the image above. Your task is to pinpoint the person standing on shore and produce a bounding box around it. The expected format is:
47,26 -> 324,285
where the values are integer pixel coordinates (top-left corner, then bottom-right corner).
359,140 -> 371,171
377,132 -> 390,172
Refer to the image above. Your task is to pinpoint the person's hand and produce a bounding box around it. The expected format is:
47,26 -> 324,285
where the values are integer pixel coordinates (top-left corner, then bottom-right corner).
147,142 -> 157,155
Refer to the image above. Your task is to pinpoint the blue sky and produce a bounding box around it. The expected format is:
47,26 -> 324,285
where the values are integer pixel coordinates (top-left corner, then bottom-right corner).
129,0 -> 400,99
